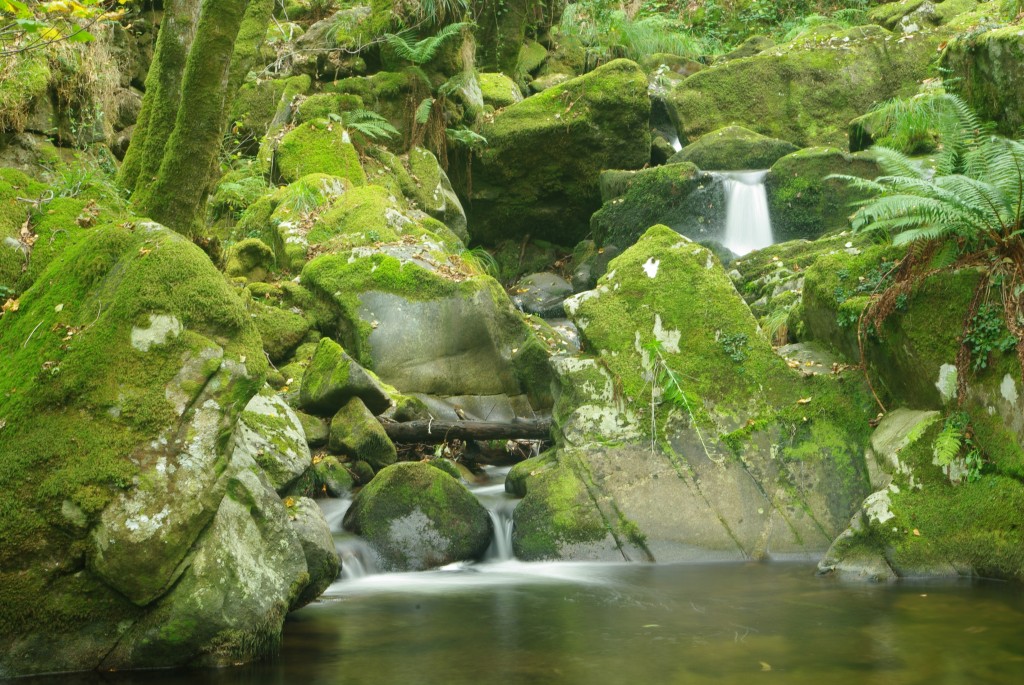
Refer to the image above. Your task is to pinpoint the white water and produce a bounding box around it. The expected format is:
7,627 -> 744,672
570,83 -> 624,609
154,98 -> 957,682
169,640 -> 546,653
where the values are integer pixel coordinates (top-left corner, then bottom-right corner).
319,464 -> 521,587
720,170 -> 773,256
669,135 -> 683,153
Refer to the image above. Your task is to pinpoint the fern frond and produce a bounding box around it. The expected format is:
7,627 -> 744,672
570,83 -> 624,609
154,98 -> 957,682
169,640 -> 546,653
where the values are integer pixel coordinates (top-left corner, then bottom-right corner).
415,97 -> 434,125
933,422 -> 963,466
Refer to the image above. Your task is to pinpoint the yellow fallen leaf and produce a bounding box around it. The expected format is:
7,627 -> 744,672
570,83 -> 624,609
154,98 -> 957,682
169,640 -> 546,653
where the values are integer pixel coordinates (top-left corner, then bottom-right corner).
913,528 -> 921,536
54,303 -> 64,312
2,298 -> 18,314
796,397 -> 812,405
760,662 -> 772,672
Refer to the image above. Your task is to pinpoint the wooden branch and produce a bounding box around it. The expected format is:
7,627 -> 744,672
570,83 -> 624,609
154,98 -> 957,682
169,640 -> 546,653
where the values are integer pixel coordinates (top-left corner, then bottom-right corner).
379,417 -> 552,444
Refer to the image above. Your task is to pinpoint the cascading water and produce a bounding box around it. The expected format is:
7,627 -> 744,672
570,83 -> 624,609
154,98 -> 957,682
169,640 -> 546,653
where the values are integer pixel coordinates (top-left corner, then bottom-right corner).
319,465 -> 520,586
720,170 -> 773,256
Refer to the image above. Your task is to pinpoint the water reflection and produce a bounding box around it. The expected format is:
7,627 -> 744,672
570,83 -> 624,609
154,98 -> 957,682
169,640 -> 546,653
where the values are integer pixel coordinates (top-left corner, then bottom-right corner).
22,562 -> 1024,685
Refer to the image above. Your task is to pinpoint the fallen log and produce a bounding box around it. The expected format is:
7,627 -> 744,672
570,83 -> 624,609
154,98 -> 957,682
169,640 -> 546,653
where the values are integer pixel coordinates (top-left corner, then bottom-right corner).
379,417 -> 552,443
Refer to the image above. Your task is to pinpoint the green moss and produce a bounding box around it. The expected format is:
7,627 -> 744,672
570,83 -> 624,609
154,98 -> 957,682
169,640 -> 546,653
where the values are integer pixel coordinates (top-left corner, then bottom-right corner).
670,126 -> 798,171
275,119 -> 367,185
0,50 -> 51,133
766,147 -> 881,242
248,298 -> 310,363
590,162 -> 722,250
462,59 -> 652,246
671,24 -> 945,148
478,72 -> 522,109
880,475 -> 1024,579
225,238 -> 275,281
0,223 -> 266,650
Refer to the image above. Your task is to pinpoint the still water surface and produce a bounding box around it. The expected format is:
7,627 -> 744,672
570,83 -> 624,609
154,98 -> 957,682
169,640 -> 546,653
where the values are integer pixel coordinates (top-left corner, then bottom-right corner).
29,560 -> 1024,685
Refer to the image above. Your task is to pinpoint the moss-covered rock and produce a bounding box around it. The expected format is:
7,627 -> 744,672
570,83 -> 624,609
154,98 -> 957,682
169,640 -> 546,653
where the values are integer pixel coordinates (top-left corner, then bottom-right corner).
341,462 -> 492,571
458,59 -> 651,246
478,72 -> 524,109
869,0 -> 979,31
325,70 -> 427,151
225,237 -> 275,281
821,403 -> 1024,581
670,125 -> 799,171
765,147 -> 880,242
300,337 -> 392,416
249,298 -> 311,363
941,23 -> 1024,137
512,225 -> 877,562
590,163 -> 725,250
511,452 -> 625,561
328,397 -> 397,469
0,221 -> 332,674
670,24 -> 946,148
286,495 -> 339,607
716,34 -> 776,62
229,75 -> 310,152
275,119 -> 367,185
233,385 -> 312,493
0,50 -> 51,134
301,245 -> 553,407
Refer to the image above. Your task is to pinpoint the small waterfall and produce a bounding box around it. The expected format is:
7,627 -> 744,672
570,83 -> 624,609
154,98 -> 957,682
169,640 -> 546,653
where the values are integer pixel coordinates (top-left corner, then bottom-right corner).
720,170 -> 773,256
338,537 -> 380,580
669,135 -> 683,153
485,499 -> 516,562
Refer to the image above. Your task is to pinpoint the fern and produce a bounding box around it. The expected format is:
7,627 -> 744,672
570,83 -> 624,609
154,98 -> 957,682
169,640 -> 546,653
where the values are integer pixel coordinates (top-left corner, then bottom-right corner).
414,97 -> 434,125
446,126 -> 487,149
329,109 -> 399,142
932,422 -> 963,467
384,21 -> 471,65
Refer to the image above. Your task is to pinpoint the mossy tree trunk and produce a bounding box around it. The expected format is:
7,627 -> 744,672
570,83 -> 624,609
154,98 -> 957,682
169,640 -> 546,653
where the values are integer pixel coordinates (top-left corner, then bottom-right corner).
119,0 -> 273,237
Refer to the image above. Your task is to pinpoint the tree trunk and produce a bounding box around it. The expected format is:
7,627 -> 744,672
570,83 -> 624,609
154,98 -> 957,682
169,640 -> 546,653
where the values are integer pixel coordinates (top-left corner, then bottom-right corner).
121,0 -> 273,237
117,0 -> 202,194
379,417 -> 552,443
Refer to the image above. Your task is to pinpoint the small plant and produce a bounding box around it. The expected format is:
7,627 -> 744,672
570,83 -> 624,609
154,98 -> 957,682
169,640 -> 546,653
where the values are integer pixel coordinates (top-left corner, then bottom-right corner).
643,339 -> 718,463
719,332 -> 749,363
933,411 -> 985,483
964,302 -> 1018,372
457,246 -> 499,278
327,109 -> 400,145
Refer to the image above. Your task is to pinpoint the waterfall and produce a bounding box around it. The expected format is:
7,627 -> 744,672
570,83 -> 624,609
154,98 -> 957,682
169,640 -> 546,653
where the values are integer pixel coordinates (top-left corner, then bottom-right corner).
485,499 -> 516,562
720,170 -> 773,256
669,135 -> 683,153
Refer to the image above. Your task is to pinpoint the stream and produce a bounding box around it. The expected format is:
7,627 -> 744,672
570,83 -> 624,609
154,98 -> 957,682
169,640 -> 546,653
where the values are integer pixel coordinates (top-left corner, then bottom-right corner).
20,468 -> 1024,684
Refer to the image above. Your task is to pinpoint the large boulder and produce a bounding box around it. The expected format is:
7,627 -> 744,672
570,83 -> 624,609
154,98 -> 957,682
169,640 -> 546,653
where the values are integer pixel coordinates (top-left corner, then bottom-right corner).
670,24 -> 945,148
275,119 -> 367,185
512,225 -> 876,562
0,223 -> 323,675
342,462 -> 492,571
233,385 -> 312,493
669,125 -> 798,171
301,243 -> 553,408
457,59 -> 651,246
590,163 -> 724,250
820,404 -> 1024,581
942,23 -> 1024,137
765,147 -> 881,242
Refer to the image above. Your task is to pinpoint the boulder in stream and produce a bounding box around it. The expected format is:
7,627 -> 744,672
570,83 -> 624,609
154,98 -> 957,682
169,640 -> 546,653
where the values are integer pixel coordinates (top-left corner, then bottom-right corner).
342,462 -> 492,571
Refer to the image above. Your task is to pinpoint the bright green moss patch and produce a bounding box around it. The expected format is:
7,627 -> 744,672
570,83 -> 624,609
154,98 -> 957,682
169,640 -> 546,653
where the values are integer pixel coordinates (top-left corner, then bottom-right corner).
882,475 -> 1024,579
275,119 -> 367,185
478,72 -> 522,109
0,50 -> 51,133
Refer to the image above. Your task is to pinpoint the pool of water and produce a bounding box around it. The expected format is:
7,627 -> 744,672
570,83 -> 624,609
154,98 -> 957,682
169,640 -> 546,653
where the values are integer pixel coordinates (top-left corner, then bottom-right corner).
28,560 -> 1024,685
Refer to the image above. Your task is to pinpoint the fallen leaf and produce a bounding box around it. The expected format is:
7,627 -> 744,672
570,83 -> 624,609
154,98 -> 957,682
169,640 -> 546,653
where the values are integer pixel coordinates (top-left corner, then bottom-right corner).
796,397 -> 812,405
760,662 -> 772,672
54,303 -> 64,313
913,528 -> 921,536
2,298 -> 19,314
138,247 -> 151,257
